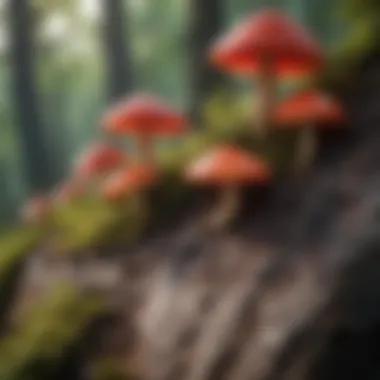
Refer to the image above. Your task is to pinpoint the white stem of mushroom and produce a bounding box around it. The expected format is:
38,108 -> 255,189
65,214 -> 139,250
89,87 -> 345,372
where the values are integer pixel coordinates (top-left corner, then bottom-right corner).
256,59 -> 276,139
295,124 -> 317,175
137,134 -> 155,166
208,185 -> 240,231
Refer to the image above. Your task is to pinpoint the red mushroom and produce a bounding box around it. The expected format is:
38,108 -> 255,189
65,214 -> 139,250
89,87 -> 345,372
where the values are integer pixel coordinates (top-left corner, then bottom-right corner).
21,196 -> 52,225
273,90 -> 345,173
103,93 -> 189,165
209,10 -> 324,138
74,143 -> 127,180
185,145 -> 272,230
102,164 -> 158,220
103,165 -> 158,202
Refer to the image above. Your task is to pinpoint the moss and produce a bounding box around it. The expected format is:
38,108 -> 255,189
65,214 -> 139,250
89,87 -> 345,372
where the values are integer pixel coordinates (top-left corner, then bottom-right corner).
42,93 -> 303,254
321,1 -> 380,92
52,197 -> 143,253
91,358 -> 130,380
0,227 -> 44,283
0,283 -> 107,380
2,48 -> 365,256
159,132 -> 215,177
88,198 -> 148,249
0,226 -> 45,327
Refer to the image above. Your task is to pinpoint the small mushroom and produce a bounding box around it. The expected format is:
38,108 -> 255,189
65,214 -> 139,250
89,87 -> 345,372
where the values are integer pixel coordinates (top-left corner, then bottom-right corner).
273,90 -> 345,174
103,93 -> 189,166
185,145 -> 272,230
73,144 -> 128,196
21,196 -> 52,225
75,143 -> 128,180
103,165 -> 157,201
209,10 -> 324,138
102,164 -> 158,218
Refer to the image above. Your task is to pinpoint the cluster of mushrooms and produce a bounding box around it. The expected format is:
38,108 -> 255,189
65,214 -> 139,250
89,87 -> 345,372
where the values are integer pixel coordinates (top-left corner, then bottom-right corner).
22,10 -> 345,231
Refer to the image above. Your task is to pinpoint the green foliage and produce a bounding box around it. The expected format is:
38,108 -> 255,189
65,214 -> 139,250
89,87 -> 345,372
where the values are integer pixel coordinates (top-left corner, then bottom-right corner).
0,227 -> 44,284
202,91 -> 252,138
322,0 -> 380,90
0,283 -> 107,380
52,197 -> 145,253
0,227 -> 44,323
337,0 -> 380,19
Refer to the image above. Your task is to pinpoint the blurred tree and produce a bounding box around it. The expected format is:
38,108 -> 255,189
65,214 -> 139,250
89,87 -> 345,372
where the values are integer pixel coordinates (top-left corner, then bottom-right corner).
129,0 -> 187,107
188,0 -> 224,124
8,0 -> 52,193
102,0 -> 134,102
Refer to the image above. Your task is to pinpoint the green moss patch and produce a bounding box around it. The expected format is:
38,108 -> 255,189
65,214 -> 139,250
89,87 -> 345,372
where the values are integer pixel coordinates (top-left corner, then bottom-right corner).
0,283 -> 107,380
52,197 -> 144,253
91,358 -> 130,380
0,227 -> 44,283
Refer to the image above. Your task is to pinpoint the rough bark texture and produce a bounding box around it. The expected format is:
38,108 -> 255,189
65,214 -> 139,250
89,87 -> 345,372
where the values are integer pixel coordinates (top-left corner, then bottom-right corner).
10,51 -> 380,380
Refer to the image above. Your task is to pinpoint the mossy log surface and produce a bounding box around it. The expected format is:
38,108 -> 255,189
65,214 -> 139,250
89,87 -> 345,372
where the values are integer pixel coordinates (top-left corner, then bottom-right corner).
3,52 -> 380,380
111,52 -> 380,380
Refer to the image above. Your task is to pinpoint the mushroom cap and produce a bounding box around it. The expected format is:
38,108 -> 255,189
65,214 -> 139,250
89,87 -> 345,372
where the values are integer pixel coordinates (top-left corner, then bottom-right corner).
75,144 -> 127,179
21,196 -> 52,224
273,91 -> 345,128
103,165 -> 158,202
210,10 -> 324,77
185,145 -> 272,186
103,93 -> 189,137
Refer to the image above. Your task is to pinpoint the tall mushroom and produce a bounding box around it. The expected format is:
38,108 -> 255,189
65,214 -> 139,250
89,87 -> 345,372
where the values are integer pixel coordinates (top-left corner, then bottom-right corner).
103,94 -> 189,166
102,164 -> 158,220
75,143 -> 127,179
209,10 -> 324,138
185,145 -> 272,230
72,143 -> 127,199
273,90 -> 345,174
103,165 -> 157,202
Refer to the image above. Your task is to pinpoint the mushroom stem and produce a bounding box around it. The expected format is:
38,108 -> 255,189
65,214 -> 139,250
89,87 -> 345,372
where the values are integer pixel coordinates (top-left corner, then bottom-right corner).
295,125 -> 317,175
208,185 -> 240,231
137,134 -> 155,166
256,59 -> 276,139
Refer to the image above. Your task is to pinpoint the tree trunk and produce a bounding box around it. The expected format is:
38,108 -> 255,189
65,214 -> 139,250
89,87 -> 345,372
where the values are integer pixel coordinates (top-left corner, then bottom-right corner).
189,0 -> 224,124
8,0 -> 52,193
102,0 -> 134,102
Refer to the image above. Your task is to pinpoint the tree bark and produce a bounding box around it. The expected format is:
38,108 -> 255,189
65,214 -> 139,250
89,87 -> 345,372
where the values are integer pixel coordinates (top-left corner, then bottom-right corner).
102,0 -> 134,102
8,0 -> 53,193
189,0 -> 224,124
